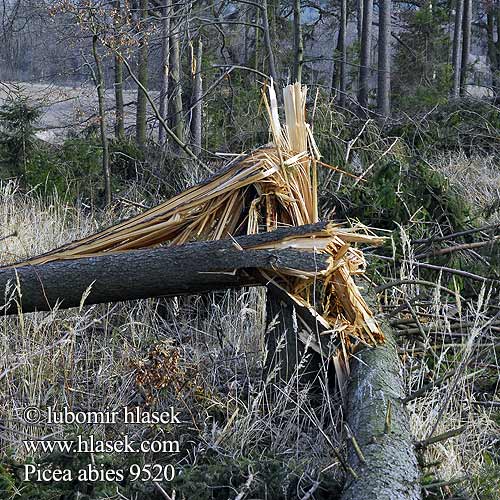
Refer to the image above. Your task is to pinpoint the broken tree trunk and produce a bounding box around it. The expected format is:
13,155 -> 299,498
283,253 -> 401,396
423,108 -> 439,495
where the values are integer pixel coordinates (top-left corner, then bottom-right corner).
341,312 -> 422,500
0,225 -> 331,316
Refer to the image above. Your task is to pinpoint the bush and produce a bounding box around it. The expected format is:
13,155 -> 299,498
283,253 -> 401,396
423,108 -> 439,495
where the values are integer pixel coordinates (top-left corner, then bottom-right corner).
336,159 -> 470,230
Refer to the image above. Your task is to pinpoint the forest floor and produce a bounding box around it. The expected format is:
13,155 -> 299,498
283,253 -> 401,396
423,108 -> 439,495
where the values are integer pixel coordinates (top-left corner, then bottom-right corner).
0,148 -> 498,499
0,86 -> 498,499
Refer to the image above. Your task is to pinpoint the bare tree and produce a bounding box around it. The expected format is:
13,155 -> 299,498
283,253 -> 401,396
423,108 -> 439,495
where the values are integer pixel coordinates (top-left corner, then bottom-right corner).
91,33 -> 111,206
158,0 -> 171,145
358,0 -> 373,111
293,0 -> 303,83
113,0 -> 125,139
135,0 -> 149,149
170,13 -> 185,146
190,37 -> 203,155
52,1 -> 112,205
338,0 -> 347,106
377,0 -> 391,117
357,0 -> 363,44
451,0 -> 464,98
459,0 -> 472,96
261,0 -> 278,83
486,0 -> 500,95
254,4 -> 260,71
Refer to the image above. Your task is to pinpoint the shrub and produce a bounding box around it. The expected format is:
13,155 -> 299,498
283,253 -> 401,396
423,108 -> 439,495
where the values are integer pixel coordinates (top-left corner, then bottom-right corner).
0,92 -> 41,174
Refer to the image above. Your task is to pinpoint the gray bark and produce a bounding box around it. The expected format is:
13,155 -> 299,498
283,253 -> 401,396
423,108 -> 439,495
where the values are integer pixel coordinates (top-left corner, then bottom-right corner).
377,0 -> 391,117
1,223 -> 332,315
170,21 -> 185,146
261,0 -> 278,83
254,6 -> 260,71
357,0 -> 363,44
135,0 -> 149,150
91,35 -> 111,207
338,0 -> 347,107
190,37 -> 203,155
451,0 -> 464,98
459,0 -> 472,96
486,7 -> 500,95
293,0 -> 304,83
0,248 -> 328,316
114,0 -> 125,139
341,315 -> 422,500
358,0 -> 373,112
264,281 -> 334,393
158,0 -> 171,145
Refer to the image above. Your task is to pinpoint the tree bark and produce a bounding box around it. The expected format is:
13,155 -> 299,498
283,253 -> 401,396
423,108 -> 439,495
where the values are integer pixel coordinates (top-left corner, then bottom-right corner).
170,19 -> 185,146
1,223 -> 332,315
135,0 -> 149,150
358,0 -> 373,112
451,0 -> 464,98
0,247 -> 329,316
113,0 -> 125,139
254,5 -> 260,71
91,34 -> 112,207
261,0 -> 278,83
459,0 -> 472,96
340,314 -> 422,500
377,0 -> 391,117
338,0 -> 347,106
357,0 -> 363,44
486,3 -> 500,96
293,0 -> 304,84
190,37 -> 203,155
158,0 -> 171,145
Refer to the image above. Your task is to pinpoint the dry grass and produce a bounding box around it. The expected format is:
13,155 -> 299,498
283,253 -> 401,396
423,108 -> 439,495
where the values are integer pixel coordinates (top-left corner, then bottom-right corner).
0,181 -> 344,499
428,152 -> 500,223
378,221 -> 500,499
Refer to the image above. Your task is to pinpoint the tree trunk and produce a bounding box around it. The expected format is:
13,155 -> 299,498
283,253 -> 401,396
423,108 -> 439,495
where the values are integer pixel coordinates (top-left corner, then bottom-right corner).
158,0 -> 171,145
451,0 -> 464,98
170,21 -> 185,146
113,0 -> 125,139
340,314 -> 422,500
243,7 -> 249,64
486,3 -> 500,96
0,248 -> 329,316
358,0 -> 373,112
261,0 -> 278,83
254,6 -> 260,71
293,0 -> 304,84
338,0 -> 347,107
135,0 -> 149,150
1,223 -> 332,315
190,37 -> 203,155
357,0 -> 363,45
91,34 -> 111,207
377,0 -> 391,117
459,0 -> 472,96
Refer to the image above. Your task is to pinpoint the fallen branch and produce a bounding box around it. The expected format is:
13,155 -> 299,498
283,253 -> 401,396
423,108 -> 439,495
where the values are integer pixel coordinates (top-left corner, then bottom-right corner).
416,425 -> 466,449
412,223 -> 500,245
374,279 -> 461,297
415,236 -> 500,260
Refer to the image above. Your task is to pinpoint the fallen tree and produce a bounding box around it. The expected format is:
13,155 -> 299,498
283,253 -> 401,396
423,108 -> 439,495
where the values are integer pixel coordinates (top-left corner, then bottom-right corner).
0,224 -> 333,315
2,83 -> 423,498
341,314 -> 422,500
